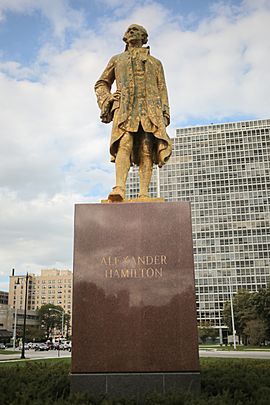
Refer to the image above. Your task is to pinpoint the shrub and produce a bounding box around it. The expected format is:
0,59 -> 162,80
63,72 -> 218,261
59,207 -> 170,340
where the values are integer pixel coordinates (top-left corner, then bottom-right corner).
0,358 -> 270,404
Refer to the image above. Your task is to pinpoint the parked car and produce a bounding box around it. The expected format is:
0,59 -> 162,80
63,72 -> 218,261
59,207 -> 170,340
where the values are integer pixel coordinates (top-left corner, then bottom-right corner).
53,342 -> 60,350
46,341 -> 54,350
34,343 -> 49,351
5,342 -> 13,348
63,341 -> 72,351
0,343 -> 6,349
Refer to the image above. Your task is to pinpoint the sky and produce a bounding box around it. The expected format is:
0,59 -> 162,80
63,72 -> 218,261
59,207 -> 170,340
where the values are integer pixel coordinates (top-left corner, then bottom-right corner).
0,0 -> 270,290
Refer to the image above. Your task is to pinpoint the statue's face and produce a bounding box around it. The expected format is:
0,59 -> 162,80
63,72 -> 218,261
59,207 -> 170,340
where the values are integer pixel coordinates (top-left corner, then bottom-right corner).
124,25 -> 144,45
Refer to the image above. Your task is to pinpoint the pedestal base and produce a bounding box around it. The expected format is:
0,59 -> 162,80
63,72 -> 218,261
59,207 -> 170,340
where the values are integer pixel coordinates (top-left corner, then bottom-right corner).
70,372 -> 200,401
72,202 -> 200,399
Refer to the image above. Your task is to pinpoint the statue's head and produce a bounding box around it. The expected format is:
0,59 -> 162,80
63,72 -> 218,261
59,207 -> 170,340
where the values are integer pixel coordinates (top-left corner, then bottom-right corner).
123,24 -> 148,46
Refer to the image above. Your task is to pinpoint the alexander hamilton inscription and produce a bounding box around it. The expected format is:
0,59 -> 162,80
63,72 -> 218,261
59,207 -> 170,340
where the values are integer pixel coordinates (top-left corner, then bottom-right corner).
100,255 -> 168,279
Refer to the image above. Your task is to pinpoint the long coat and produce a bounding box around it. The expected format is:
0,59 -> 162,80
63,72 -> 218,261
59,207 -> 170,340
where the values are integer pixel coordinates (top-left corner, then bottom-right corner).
94,47 -> 172,166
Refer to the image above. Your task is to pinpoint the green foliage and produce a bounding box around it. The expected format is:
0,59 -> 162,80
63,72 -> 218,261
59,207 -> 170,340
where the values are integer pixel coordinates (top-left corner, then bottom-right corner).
25,325 -> 46,342
223,289 -> 254,341
198,323 -> 218,344
244,319 -> 267,345
38,304 -> 68,339
0,360 -> 70,405
200,358 -> 270,405
251,287 -> 270,339
0,349 -> 17,355
1,358 -> 270,404
223,288 -> 270,344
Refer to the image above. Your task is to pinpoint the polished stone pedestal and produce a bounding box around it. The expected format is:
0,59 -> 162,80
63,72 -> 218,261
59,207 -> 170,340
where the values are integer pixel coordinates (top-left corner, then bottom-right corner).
71,202 -> 200,400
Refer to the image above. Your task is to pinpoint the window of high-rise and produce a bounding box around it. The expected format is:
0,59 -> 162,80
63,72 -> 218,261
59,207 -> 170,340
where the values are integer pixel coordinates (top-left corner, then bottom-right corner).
126,119 -> 270,330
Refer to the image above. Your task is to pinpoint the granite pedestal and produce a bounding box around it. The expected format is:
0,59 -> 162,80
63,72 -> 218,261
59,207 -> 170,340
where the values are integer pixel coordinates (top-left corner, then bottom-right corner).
71,202 -> 200,401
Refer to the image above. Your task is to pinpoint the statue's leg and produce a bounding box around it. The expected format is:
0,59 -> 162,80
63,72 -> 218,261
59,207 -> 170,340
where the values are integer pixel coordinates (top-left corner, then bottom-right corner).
138,133 -> 153,198
108,132 -> 133,201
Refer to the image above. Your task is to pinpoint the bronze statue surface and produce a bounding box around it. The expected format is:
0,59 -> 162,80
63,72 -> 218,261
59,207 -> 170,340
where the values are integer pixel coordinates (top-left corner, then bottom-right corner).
95,24 -> 172,202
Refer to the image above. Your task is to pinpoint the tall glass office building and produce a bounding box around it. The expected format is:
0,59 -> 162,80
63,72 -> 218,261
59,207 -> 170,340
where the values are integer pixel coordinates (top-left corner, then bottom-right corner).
126,119 -> 270,330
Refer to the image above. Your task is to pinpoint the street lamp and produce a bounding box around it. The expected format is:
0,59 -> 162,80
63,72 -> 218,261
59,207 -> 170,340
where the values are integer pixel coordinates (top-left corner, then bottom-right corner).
12,277 -> 21,351
156,165 -> 160,198
228,276 -> 237,350
21,272 -> 29,359
48,307 -> 65,337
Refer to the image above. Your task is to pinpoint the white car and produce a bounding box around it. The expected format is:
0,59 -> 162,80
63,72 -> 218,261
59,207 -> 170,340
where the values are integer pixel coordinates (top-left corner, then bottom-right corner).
63,341 -> 72,351
34,343 -> 49,351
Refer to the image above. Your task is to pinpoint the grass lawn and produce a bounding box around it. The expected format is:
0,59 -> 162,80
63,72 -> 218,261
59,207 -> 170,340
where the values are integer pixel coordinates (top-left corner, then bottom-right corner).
0,349 -> 18,355
0,357 -> 70,367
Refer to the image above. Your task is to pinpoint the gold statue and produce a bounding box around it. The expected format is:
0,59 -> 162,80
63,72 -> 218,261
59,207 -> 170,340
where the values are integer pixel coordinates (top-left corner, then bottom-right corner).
95,24 -> 172,202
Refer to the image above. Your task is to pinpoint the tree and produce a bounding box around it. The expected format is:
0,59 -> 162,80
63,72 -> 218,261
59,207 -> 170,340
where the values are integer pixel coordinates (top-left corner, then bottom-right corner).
251,287 -> 270,339
223,289 -> 255,344
223,287 -> 270,345
198,321 -> 218,344
244,319 -> 267,345
25,325 -> 46,342
64,313 -> 71,339
38,304 -> 65,339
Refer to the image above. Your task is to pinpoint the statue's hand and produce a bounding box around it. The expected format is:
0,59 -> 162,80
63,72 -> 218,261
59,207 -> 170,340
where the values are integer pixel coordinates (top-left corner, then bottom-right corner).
109,90 -> 121,102
100,90 -> 121,123
163,113 -> 170,127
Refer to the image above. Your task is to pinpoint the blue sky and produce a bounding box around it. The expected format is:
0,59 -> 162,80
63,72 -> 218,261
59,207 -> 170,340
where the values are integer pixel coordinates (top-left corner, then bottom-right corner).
0,1 -> 243,68
0,0 -> 270,289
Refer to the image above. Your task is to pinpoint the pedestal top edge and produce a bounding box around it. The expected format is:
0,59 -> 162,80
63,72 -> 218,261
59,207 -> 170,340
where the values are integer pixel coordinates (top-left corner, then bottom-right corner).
74,201 -> 191,207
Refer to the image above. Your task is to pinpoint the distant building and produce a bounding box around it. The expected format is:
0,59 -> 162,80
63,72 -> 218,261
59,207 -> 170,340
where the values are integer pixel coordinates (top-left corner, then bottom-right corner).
8,269 -> 73,318
0,291 -> 10,341
0,304 -> 39,336
126,119 -> 270,331
0,287 -> 38,341
0,291 -> 8,305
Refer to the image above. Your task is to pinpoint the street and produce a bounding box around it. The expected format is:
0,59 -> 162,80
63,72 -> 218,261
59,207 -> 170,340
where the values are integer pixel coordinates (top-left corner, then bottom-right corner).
1,349 -> 270,362
0,349 -> 71,362
199,349 -> 270,359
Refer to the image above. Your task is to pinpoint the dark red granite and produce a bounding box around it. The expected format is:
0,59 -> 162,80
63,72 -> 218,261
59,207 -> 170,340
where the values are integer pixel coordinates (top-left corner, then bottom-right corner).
72,202 -> 199,373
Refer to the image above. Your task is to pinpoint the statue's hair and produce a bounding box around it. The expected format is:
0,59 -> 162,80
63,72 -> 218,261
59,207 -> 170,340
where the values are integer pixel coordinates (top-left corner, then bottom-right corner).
123,24 -> 148,45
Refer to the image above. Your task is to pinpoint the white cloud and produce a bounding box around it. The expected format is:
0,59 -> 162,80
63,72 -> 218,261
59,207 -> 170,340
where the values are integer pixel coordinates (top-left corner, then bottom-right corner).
149,1 -> 270,124
242,0 -> 270,12
0,31 -> 116,199
0,190 -> 93,275
0,61 -> 34,79
0,0 -> 270,287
